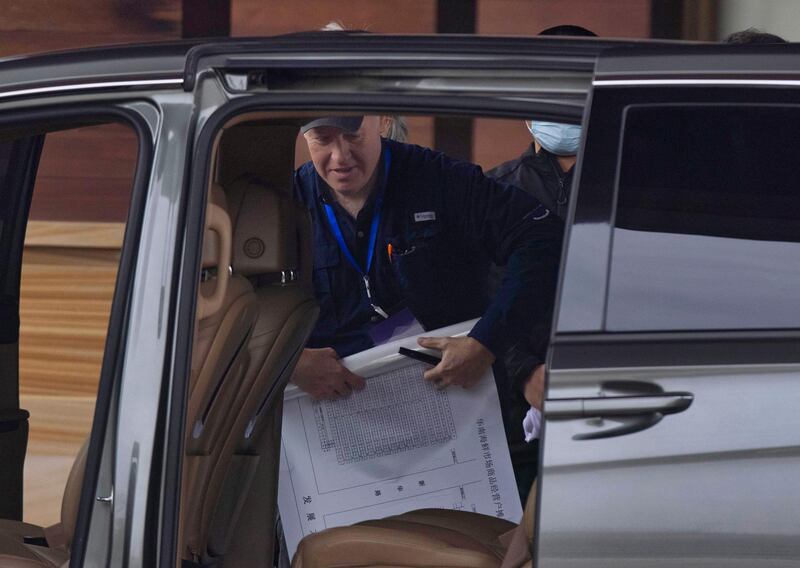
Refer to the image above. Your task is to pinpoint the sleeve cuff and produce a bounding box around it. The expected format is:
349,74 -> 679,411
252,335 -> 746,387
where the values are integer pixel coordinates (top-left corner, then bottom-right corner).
467,317 -> 504,358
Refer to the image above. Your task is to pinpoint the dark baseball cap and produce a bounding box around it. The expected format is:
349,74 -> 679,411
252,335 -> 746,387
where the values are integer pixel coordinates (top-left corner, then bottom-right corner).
300,116 -> 364,134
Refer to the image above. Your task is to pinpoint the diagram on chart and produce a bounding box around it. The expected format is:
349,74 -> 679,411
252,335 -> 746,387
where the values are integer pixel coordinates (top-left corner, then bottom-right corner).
315,363 -> 457,465
277,321 -> 523,560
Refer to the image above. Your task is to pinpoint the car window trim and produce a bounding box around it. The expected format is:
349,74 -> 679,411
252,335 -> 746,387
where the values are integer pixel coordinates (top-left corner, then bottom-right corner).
595,78 -> 800,87
182,35 -> 644,91
551,329 -> 800,369
0,104 -> 154,567
0,79 -> 182,102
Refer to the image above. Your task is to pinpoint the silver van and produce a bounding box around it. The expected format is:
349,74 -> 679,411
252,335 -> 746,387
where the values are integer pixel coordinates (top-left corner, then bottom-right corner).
0,34 -> 797,567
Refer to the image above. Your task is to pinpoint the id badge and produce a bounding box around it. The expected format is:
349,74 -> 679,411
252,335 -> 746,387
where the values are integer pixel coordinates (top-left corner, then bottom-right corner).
368,308 -> 424,346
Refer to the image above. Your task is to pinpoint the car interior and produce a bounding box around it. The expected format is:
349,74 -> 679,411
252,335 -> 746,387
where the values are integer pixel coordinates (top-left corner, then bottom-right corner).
175,111 -> 540,568
0,111 -> 540,568
178,115 -> 320,567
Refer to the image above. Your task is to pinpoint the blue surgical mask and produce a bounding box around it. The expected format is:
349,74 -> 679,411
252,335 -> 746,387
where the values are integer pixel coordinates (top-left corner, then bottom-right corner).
528,121 -> 582,156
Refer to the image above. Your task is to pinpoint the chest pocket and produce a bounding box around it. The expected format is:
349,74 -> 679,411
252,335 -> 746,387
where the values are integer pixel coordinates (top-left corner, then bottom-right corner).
408,219 -> 440,243
389,219 -> 451,330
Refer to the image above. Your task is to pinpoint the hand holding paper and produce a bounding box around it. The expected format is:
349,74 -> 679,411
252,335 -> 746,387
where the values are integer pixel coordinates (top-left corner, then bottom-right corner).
292,347 -> 366,400
416,335 -> 495,389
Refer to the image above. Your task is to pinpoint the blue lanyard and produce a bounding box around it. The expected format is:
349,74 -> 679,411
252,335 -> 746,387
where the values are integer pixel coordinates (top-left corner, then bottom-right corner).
322,148 -> 391,318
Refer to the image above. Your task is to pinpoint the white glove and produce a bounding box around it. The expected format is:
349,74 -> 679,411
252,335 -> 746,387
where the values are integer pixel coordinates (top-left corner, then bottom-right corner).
522,406 -> 542,442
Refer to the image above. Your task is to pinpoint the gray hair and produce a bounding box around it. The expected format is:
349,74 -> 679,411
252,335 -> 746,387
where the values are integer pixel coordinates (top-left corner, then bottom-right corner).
384,115 -> 409,143
321,21 -> 345,32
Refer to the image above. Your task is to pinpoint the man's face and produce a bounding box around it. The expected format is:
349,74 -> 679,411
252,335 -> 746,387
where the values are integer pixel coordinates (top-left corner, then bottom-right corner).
304,116 -> 383,196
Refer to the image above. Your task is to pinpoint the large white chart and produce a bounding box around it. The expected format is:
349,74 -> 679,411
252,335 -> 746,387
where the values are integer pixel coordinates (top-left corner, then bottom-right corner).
278,320 -> 523,559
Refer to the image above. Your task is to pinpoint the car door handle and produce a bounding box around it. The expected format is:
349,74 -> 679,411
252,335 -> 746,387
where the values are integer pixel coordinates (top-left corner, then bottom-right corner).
545,392 -> 693,419
545,393 -> 693,440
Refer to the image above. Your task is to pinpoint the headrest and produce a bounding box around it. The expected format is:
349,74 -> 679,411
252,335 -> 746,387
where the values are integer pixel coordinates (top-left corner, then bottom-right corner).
226,176 -> 299,277
198,186 -> 232,320
201,186 -> 229,269
216,122 -> 299,188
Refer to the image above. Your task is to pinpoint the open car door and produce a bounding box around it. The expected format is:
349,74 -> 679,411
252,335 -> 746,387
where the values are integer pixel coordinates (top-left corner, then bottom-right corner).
539,45 -> 800,568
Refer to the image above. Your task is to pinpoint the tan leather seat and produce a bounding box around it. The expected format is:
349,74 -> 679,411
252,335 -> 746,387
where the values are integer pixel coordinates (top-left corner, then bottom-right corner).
0,440 -> 89,567
205,176 -> 319,566
0,192 -> 244,568
182,177 -> 318,566
0,169 -> 316,568
180,186 -> 261,562
292,482 -> 537,568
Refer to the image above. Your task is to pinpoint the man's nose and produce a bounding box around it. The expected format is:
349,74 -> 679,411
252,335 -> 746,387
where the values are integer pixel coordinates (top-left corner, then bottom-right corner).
330,137 -> 352,163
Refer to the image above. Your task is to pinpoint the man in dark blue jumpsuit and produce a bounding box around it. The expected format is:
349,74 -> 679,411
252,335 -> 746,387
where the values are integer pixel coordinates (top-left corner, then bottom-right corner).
291,115 -> 562,404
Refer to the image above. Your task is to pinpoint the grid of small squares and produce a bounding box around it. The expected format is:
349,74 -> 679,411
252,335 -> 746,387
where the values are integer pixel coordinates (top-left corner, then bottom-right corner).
314,402 -> 335,452
320,362 -> 457,465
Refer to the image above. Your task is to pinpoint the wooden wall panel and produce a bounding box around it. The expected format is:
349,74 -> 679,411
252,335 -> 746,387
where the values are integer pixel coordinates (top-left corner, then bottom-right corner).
25,221 -> 125,249
19,246 -> 120,397
23,395 -> 95,456
232,0 -> 437,35
476,0 -> 651,37
30,124 -> 138,223
0,0 -> 180,58
19,241 -> 119,526
473,118 -> 531,172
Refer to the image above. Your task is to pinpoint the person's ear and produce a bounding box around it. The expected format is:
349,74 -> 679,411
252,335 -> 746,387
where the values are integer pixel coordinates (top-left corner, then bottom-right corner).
379,116 -> 393,137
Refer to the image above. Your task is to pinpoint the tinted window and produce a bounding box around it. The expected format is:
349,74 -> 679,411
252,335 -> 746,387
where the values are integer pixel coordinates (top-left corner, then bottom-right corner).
606,104 -> 800,331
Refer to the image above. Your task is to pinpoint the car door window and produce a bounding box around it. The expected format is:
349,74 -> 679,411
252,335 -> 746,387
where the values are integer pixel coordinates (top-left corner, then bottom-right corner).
606,104 -> 800,331
0,113 -> 144,568
20,122 -> 138,526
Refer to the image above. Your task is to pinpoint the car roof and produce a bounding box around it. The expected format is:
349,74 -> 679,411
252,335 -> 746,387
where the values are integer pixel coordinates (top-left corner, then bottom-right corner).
0,40 -> 198,94
595,42 -> 800,81
0,33 -> 664,98
9,34 -> 796,99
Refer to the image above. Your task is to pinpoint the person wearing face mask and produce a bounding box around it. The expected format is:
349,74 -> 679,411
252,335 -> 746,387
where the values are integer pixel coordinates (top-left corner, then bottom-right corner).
486,24 -> 596,501
488,25 -> 594,222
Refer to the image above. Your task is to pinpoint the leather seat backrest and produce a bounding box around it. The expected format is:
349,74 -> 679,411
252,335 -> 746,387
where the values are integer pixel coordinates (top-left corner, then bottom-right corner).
524,480 -> 536,545
187,186 -> 260,454
200,176 -> 318,565
59,439 -> 89,550
181,186 -> 261,562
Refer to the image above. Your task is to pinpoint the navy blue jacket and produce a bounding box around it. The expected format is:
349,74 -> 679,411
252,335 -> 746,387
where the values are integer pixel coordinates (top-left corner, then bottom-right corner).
487,144 -> 573,392
294,139 -> 563,358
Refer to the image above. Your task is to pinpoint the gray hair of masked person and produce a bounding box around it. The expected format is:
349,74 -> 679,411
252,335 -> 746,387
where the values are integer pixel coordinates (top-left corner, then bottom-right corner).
724,27 -> 787,44
319,22 -> 409,143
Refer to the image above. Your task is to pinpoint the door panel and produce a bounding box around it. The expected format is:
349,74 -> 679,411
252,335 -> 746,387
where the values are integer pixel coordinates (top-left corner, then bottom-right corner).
539,365 -> 800,567
543,47 -> 800,567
